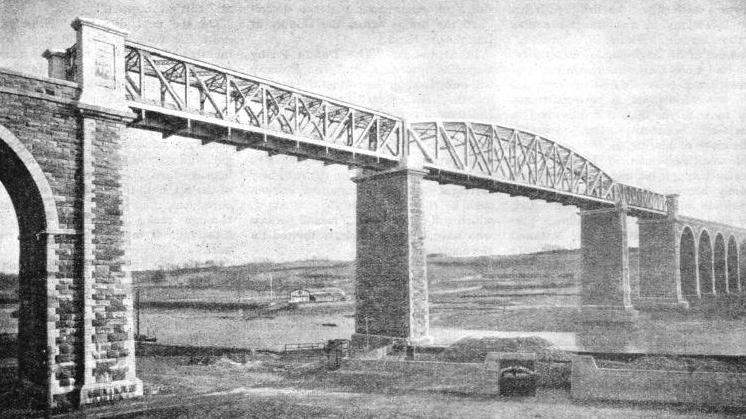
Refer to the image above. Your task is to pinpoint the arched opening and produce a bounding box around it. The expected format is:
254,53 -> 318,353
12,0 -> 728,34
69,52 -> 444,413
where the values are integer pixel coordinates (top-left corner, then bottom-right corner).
714,234 -> 727,295
740,241 -> 746,293
679,227 -> 698,298
698,231 -> 714,295
0,125 -> 56,391
727,236 -> 738,293
0,184 -> 19,389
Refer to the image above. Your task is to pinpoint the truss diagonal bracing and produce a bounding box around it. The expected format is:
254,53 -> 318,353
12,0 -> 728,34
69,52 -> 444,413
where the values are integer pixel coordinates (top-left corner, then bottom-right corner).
407,121 -> 667,215
124,42 -> 403,167
122,42 -> 667,216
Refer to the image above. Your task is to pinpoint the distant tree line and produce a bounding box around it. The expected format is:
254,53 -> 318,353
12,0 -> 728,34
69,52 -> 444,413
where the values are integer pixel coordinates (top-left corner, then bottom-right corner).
0,272 -> 17,290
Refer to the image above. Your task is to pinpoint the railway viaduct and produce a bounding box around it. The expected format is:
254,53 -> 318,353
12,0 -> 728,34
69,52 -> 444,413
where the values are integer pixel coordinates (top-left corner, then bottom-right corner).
0,18 -> 743,407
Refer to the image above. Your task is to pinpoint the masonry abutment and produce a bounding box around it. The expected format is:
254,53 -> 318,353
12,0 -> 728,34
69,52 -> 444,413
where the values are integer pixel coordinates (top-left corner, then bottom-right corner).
352,165 -> 430,349
7,17 -> 145,407
578,203 -> 639,322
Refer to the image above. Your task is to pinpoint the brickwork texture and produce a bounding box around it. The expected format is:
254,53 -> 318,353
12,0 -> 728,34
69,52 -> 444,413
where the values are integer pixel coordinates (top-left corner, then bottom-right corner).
0,69 -> 140,408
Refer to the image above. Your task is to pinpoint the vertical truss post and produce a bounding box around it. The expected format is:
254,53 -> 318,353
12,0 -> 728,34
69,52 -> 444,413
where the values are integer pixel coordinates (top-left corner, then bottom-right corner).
400,119 -> 409,163
509,130 -> 519,180
183,63 -> 190,110
137,50 -> 144,99
463,123 -> 468,169
373,117 -> 380,151
434,122 -> 440,161
533,137 -> 538,184
293,95 -> 299,133
261,86 -> 267,128
487,125 -> 494,171
348,110 -> 355,146
225,75 -> 232,119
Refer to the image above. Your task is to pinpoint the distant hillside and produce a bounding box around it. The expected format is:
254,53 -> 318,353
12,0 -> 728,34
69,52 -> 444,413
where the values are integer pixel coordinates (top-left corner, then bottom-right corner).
0,248 -> 641,296
132,247 -> 640,293
133,259 -> 355,294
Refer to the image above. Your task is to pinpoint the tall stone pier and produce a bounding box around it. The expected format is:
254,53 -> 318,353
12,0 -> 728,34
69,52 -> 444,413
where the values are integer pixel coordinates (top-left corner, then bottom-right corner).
352,165 -> 430,349
636,195 -> 690,310
579,201 -> 638,322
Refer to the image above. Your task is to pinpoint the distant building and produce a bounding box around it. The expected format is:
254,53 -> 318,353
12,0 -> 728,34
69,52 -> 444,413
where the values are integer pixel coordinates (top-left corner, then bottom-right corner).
288,287 -> 347,303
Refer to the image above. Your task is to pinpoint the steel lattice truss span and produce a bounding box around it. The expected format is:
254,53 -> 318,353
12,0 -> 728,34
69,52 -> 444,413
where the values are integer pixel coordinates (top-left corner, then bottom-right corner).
408,121 -> 667,215
122,41 -> 667,217
124,42 -> 403,165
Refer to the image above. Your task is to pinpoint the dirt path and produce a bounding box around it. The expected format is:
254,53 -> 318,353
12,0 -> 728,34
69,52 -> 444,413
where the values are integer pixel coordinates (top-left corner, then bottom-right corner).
60,385 -> 736,419
430,286 -> 483,295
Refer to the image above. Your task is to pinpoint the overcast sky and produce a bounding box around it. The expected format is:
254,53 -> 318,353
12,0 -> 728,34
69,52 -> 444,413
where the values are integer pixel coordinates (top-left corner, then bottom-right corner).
0,0 -> 744,270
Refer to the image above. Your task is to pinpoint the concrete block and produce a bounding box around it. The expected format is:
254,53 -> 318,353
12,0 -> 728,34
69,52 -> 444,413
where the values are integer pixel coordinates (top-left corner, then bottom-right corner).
571,355 -> 746,407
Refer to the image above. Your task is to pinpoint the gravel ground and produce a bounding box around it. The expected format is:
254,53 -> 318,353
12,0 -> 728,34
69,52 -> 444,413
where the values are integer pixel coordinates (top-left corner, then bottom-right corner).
3,352 -> 744,418
51,354 -> 744,419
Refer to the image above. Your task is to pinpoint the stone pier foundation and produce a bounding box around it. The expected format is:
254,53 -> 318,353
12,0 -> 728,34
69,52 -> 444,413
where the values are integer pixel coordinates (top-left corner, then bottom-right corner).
352,167 -> 430,349
579,206 -> 638,322
635,194 -> 690,310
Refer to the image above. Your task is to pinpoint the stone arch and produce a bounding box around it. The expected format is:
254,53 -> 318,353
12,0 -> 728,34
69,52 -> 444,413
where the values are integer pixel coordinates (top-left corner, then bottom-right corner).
0,125 -> 59,232
727,235 -> 738,293
698,230 -> 714,295
679,226 -> 698,298
0,124 -> 59,390
713,233 -> 727,295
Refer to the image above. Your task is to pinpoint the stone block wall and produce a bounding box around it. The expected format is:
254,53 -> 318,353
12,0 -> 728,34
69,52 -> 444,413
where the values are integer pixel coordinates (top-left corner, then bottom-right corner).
0,69 -> 140,407
579,207 -> 632,309
638,220 -> 681,300
353,168 -> 428,342
79,114 -> 140,404
0,70 -> 83,403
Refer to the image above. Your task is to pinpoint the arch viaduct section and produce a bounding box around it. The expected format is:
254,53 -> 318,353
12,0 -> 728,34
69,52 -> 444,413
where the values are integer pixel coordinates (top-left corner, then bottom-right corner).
0,18 -> 742,407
